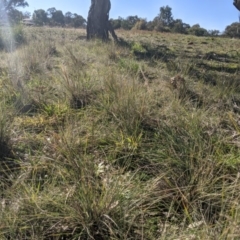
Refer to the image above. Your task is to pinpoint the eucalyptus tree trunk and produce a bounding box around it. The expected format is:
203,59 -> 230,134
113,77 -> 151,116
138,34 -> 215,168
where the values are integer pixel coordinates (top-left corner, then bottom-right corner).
87,0 -> 118,41
234,0 -> 240,11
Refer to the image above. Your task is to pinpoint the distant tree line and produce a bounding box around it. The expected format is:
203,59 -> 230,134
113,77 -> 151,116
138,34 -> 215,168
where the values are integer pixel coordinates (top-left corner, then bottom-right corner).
110,5 -> 240,38
0,2 -> 86,28
0,0 -> 30,24
32,8 -> 86,28
1,2 -> 239,37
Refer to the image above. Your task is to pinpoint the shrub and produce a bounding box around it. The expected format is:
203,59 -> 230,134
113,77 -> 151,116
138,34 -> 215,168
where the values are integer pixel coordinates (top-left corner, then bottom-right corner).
188,24 -> 209,36
171,19 -> 190,34
132,20 -> 147,30
13,25 -> 26,46
224,22 -> 240,38
154,23 -> 171,32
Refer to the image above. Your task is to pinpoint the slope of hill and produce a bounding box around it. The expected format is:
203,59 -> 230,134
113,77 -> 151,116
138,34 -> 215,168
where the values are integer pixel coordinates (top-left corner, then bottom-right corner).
0,27 -> 240,239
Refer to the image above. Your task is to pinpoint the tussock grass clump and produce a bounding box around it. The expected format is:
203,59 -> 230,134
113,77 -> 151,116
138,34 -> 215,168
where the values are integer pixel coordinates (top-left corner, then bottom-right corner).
8,40 -> 57,80
0,103 -> 20,194
100,74 -> 153,132
0,104 -> 13,160
59,53 -> 98,109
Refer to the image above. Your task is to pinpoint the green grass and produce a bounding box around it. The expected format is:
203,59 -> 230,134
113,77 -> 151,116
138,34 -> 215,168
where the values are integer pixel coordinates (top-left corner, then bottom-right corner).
0,26 -> 240,239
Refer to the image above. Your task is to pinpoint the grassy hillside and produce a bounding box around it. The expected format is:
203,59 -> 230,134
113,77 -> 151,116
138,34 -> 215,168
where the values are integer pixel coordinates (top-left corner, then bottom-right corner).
0,26 -> 240,239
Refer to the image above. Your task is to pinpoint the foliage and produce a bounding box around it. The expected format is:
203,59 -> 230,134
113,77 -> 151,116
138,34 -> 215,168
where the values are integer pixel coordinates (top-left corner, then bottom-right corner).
224,22 -> 240,38
22,10 -> 31,18
153,20 -> 171,32
132,19 -> 147,30
145,20 -> 156,31
51,10 -> 65,26
110,17 -> 122,29
105,4 -> 238,39
12,24 -> 25,45
171,19 -> 190,34
156,5 -> 174,27
208,29 -> 220,36
33,9 -> 48,26
46,7 -> 56,18
0,0 -> 28,12
7,9 -> 24,23
0,0 -> 28,24
64,11 -> 73,25
32,8 -> 86,28
188,24 -> 209,36
118,15 -> 141,30
71,13 -> 86,28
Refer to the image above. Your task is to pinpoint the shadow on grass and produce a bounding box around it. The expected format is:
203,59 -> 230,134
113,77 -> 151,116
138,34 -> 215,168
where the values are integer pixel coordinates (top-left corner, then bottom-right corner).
117,37 -> 176,62
0,140 -> 20,192
196,62 -> 239,74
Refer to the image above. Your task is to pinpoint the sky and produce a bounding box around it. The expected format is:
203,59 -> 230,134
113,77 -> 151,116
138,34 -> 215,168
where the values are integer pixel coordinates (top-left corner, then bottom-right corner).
20,0 -> 240,32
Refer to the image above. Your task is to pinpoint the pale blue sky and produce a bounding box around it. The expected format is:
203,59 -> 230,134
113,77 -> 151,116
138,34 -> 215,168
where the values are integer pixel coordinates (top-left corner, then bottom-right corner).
20,0 -> 240,32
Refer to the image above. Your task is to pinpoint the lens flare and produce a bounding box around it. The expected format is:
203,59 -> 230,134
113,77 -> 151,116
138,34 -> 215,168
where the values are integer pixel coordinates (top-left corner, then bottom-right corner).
0,3 -> 16,52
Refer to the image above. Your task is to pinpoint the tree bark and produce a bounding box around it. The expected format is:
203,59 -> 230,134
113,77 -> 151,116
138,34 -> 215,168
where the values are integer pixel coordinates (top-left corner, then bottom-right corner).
87,0 -> 118,41
233,0 -> 240,11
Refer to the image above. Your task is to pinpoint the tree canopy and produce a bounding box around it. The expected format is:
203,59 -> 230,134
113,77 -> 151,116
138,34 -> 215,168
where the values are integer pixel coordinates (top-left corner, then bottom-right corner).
0,0 -> 28,12
157,5 -> 174,27
0,0 -> 28,23
224,22 -> 240,37
32,9 -> 48,26
32,8 -> 86,28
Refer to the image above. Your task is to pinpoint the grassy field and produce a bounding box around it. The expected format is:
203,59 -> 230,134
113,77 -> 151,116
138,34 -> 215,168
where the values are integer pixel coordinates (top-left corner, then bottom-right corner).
0,26 -> 240,239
